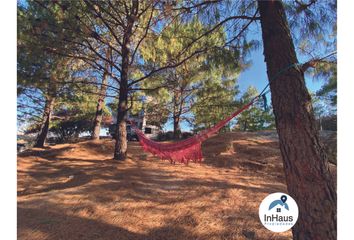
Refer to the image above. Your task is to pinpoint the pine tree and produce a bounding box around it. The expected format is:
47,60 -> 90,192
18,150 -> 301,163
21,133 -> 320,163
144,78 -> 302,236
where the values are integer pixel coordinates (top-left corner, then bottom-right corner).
18,2 -> 71,147
141,18 -> 243,137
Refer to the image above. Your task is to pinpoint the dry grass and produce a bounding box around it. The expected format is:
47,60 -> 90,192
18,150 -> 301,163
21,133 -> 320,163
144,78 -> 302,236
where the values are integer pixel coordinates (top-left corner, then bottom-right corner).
17,132 -> 336,240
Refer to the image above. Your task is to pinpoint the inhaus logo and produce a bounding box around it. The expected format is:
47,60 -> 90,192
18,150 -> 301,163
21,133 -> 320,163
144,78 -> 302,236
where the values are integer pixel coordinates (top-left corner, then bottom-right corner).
259,192 -> 299,232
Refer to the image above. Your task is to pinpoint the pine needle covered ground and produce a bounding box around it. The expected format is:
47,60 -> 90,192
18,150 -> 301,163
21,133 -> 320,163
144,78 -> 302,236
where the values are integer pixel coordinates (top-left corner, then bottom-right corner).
17,132 -> 336,240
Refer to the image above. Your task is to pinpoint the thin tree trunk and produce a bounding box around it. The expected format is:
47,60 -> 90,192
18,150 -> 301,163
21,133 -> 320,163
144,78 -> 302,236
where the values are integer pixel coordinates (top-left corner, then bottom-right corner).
172,86 -> 183,139
258,1 -> 336,239
91,49 -> 111,140
34,97 -> 55,148
113,0 -> 138,160
173,115 -> 181,139
243,120 -> 247,131
113,86 -> 128,160
173,95 -> 182,139
113,48 -> 129,160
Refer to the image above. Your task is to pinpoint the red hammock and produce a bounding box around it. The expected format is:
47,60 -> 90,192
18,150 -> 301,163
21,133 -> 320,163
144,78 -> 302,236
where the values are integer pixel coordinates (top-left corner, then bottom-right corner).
133,101 -> 255,164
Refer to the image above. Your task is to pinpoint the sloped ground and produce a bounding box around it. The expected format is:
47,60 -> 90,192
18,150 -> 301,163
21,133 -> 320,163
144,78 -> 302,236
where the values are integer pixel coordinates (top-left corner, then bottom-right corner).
17,132 -> 336,240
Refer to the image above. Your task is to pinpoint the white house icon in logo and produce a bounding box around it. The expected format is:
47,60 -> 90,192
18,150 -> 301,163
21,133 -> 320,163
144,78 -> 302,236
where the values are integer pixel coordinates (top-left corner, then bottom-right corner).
268,195 -> 289,213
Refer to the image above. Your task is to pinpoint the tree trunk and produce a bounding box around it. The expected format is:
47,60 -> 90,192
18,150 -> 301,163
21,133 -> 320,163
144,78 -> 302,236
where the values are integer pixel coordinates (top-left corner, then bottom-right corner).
173,115 -> 181,139
172,87 -> 182,139
34,97 -> 55,148
113,49 -> 129,160
113,0 -> 138,160
243,120 -> 247,131
91,49 -> 111,140
258,1 -> 336,239
113,87 -> 128,160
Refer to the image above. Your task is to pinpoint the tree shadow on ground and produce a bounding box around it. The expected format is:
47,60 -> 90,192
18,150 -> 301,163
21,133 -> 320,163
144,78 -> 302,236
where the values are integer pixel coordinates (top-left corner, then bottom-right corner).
18,146 -> 75,159
18,197 -> 292,240
202,135 -> 282,172
18,170 -> 92,196
18,139 -> 287,202
18,205 -> 199,240
18,138 -> 293,240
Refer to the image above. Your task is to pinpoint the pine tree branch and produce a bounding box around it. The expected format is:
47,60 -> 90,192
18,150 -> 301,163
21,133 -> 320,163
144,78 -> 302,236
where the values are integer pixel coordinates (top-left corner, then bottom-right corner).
59,80 -> 120,92
129,47 -> 207,86
130,4 -> 155,65
17,109 -> 43,122
295,0 -> 317,12
171,0 -> 221,11
84,0 -> 124,48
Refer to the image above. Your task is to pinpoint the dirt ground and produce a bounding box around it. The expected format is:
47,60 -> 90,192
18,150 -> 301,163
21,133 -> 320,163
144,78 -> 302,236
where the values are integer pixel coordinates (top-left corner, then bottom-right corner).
17,131 -> 336,240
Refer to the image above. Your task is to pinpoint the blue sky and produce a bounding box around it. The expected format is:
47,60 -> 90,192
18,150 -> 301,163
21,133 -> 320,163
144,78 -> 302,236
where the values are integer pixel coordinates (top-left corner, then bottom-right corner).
237,22 -> 325,95
238,47 -> 323,94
